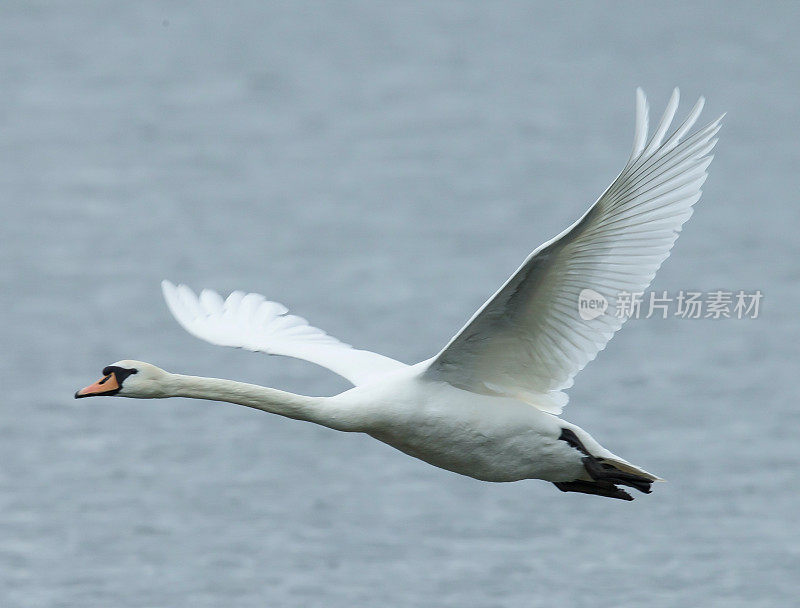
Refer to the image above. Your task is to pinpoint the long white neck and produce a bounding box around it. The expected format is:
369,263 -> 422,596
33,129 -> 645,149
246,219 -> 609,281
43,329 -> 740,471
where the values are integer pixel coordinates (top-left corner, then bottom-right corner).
164,373 -> 363,432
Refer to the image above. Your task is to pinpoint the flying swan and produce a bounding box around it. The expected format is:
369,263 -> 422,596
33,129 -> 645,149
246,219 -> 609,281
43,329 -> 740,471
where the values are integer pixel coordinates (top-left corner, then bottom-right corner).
77,89 -> 721,500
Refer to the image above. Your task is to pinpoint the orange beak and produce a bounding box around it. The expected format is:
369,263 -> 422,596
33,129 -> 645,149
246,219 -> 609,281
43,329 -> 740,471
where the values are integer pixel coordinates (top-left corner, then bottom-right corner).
75,372 -> 120,398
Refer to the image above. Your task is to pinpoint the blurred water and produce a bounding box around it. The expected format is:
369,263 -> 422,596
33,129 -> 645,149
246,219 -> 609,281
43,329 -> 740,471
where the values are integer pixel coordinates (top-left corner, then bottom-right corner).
1,2 -> 798,606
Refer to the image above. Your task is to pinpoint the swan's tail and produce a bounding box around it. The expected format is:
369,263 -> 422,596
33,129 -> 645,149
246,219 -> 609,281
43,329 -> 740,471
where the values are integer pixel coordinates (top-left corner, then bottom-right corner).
554,428 -> 659,501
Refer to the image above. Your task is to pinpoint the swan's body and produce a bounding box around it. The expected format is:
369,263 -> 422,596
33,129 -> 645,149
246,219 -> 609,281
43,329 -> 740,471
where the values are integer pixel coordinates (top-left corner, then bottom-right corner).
337,366 -> 594,483
77,89 -> 721,500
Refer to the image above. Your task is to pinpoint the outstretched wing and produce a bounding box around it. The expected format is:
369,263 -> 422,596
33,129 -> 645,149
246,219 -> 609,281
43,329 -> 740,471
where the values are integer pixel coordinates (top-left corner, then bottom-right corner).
162,281 -> 407,386
423,88 -> 722,414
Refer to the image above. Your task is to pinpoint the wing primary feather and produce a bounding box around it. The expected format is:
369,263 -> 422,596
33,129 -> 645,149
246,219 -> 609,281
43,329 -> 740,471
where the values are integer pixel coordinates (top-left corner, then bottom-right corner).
641,87 -> 680,159
160,281 -> 407,386
659,96 -> 705,156
423,89 -> 722,412
629,87 -> 649,162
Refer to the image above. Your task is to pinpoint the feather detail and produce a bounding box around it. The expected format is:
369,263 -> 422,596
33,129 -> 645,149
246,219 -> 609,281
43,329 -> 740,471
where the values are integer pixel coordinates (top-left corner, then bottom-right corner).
424,89 -> 722,412
162,281 -> 407,386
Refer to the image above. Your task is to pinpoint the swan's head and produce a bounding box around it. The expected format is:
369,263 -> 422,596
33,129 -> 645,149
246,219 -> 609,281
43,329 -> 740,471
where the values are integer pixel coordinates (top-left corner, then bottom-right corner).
75,360 -> 169,399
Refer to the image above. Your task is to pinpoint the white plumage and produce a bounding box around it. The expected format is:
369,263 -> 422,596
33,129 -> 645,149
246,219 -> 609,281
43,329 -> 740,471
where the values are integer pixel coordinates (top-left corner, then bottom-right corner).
161,281 -> 407,386
78,89 -> 721,500
424,88 -> 720,413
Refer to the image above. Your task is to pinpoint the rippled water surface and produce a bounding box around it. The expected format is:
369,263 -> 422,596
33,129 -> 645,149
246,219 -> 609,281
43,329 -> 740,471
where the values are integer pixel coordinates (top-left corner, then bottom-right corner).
1,2 -> 798,606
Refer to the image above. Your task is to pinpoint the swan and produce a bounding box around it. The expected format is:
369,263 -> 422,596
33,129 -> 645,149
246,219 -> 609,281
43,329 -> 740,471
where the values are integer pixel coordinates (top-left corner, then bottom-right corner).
76,89 -> 721,500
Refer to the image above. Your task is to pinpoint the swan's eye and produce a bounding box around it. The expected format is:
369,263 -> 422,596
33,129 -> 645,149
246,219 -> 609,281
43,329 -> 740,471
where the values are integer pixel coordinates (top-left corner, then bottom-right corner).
102,366 -> 138,380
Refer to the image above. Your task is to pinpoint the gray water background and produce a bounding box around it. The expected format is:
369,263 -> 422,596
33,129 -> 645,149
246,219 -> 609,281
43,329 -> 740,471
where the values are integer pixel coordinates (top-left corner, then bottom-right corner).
1,2 -> 799,606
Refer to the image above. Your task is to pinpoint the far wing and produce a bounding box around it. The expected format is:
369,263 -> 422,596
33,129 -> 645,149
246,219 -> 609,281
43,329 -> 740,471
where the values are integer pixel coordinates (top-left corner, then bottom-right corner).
423,89 -> 722,414
162,281 -> 407,386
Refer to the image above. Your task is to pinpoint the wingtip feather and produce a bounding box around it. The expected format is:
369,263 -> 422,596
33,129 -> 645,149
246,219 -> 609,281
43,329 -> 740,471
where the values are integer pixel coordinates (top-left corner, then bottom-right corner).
643,88 -> 680,156
630,88 -> 649,161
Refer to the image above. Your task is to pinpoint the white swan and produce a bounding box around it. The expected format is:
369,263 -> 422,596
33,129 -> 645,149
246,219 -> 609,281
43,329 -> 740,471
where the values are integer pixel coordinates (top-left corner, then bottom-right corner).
76,89 -> 721,500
